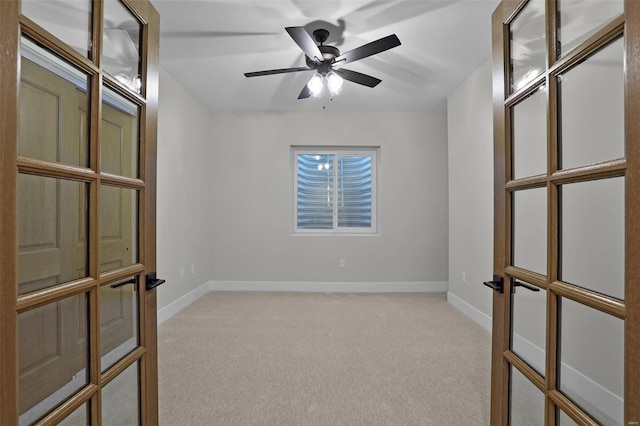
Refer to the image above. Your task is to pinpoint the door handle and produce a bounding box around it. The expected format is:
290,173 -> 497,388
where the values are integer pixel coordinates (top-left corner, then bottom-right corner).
513,281 -> 540,292
146,272 -> 166,291
483,274 -> 504,293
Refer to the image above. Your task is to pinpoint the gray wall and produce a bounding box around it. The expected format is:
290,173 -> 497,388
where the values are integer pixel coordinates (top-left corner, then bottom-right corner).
207,111 -> 449,284
156,68 -> 215,310
446,60 -> 494,319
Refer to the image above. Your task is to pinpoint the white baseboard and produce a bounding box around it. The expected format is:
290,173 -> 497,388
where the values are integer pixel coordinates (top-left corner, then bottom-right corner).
446,291 -> 492,332
157,282 -> 211,326
209,281 -> 448,293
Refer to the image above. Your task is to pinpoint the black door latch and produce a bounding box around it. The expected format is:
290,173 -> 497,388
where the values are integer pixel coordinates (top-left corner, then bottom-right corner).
146,272 -> 166,291
483,274 -> 504,293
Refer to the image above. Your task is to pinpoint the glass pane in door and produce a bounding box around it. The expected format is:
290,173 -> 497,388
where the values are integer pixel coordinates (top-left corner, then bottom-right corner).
559,298 -> 624,426
101,278 -> 140,371
21,0 -> 92,57
512,188 -> 547,275
512,86 -> 547,179
58,403 -> 89,426
102,86 -> 139,178
18,293 -> 89,425
100,185 -> 138,273
560,177 -> 624,299
18,175 -> 89,295
558,409 -> 580,425
556,0 -> 624,56
103,0 -> 142,93
510,366 -> 545,426
511,283 -> 546,375
558,37 -> 624,170
19,38 -> 89,168
102,362 -> 140,424
510,0 -> 546,92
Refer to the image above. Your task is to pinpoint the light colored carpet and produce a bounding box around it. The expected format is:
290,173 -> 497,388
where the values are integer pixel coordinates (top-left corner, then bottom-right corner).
158,292 -> 491,426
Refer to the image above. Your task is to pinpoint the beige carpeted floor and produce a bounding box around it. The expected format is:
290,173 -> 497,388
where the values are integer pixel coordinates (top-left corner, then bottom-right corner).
158,292 -> 491,426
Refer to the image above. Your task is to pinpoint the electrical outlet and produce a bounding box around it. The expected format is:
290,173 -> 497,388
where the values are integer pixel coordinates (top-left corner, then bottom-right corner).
462,272 -> 466,283
180,267 -> 185,279
191,263 -> 195,274
339,259 -> 346,268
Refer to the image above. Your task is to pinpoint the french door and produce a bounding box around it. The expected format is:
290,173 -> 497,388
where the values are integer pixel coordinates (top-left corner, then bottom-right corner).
0,0 -> 160,424
489,1 -> 639,425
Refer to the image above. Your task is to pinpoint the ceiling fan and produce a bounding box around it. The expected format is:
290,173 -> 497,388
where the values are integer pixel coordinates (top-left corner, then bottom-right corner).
244,27 -> 401,99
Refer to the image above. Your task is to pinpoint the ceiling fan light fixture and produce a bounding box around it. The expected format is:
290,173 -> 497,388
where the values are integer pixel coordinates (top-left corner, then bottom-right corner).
326,71 -> 343,95
307,72 -> 324,97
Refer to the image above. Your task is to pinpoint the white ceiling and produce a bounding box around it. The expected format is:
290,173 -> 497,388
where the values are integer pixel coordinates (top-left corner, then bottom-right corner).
152,0 -> 501,112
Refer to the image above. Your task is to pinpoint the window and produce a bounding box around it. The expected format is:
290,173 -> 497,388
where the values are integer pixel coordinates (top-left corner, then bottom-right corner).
292,147 -> 378,234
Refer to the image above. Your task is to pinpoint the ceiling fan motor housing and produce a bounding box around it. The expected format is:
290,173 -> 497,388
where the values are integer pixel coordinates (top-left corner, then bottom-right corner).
305,43 -> 340,74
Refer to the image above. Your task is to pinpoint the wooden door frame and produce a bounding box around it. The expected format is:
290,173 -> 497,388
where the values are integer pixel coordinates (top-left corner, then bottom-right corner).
0,0 -> 159,424
625,1 -> 640,424
140,0 -> 160,422
490,1 -> 640,425
490,3 -> 508,424
0,0 -> 21,422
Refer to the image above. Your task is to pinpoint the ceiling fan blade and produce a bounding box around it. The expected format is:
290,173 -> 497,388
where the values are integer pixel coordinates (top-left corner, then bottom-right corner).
244,67 -> 313,78
298,84 -> 311,99
334,34 -> 401,65
334,68 -> 381,88
285,26 -> 323,63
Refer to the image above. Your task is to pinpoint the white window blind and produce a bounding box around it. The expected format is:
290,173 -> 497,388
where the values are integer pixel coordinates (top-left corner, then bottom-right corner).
293,148 -> 377,233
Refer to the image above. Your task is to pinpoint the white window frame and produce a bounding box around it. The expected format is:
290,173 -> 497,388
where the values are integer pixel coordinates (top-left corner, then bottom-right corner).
292,146 -> 379,234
